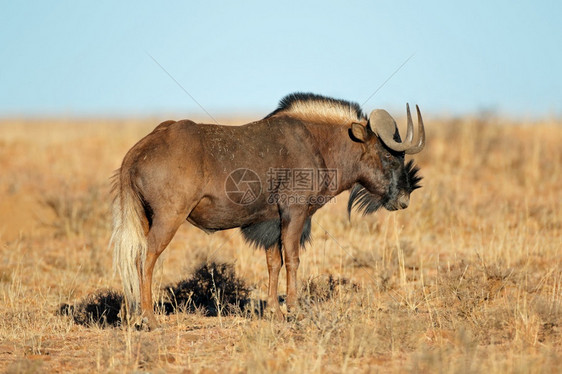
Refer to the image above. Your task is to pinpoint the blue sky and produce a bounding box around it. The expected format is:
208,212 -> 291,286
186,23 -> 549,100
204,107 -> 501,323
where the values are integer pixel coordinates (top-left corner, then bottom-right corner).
1,1 -> 560,118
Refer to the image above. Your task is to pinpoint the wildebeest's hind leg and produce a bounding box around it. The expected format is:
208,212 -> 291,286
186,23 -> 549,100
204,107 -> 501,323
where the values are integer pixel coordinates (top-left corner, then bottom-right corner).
139,211 -> 187,330
265,244 -> 283,319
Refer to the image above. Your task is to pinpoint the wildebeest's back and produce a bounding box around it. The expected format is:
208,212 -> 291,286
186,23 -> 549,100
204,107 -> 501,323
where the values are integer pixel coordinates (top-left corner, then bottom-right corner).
198,117 -> 323,169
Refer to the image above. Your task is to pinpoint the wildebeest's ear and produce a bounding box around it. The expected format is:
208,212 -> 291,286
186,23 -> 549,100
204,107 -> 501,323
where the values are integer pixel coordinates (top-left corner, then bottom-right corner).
350,122 -> 369,143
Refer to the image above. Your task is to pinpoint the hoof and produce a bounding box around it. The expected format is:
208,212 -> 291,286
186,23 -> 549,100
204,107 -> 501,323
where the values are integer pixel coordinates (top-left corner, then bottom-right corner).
132,316 -> 160,331
266,306 -> 285,321
144,316 -> 160,331
285,310 -> 304,323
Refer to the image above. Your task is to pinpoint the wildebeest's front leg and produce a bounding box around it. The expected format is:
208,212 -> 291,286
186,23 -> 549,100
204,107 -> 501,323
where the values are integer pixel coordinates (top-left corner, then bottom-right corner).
265,245 -> 283,318
280,208 -> 308,312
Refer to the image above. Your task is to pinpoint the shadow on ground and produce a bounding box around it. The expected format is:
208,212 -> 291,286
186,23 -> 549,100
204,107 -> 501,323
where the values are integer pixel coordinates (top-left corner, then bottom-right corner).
58,261 -> 358,328
59,262 -> 250,327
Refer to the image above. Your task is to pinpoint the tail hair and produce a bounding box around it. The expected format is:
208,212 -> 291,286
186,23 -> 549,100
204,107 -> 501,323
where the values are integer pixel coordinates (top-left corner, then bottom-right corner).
109,169 -> 148,314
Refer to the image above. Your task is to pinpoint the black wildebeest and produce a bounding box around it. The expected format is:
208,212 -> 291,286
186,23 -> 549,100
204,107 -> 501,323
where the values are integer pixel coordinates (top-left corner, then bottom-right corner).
111,93 -> 425,328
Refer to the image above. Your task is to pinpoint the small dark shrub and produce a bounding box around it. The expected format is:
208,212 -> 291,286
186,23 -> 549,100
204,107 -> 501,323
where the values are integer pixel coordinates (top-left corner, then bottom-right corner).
163,262 -> 250,316
58,289 -> 123,327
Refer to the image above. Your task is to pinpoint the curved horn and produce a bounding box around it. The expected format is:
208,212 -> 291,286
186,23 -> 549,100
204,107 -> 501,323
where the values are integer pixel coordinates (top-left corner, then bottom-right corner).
369,104 -> 425,154
405,104 -> 414,143
405,105 -> 425,154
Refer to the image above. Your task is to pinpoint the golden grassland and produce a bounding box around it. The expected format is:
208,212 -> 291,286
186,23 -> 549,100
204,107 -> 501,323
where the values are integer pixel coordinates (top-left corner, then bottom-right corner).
0,115 -> 560,373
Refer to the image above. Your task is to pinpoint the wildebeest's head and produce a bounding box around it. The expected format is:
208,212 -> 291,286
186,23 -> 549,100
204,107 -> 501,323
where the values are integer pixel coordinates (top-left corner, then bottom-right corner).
348,104 -> 425,215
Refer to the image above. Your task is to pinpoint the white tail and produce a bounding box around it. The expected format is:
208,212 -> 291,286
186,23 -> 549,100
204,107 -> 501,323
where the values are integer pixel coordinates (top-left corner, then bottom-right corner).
109,171 -> 147,314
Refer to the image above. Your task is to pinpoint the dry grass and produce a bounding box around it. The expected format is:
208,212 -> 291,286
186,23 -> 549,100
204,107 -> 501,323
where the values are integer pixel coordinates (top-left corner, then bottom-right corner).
0,115 -> 560,373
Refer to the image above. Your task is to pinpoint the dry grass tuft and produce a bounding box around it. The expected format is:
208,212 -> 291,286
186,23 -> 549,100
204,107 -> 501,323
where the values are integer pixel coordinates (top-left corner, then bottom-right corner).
40,184 -> 110,238
301,274 -> 360,303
